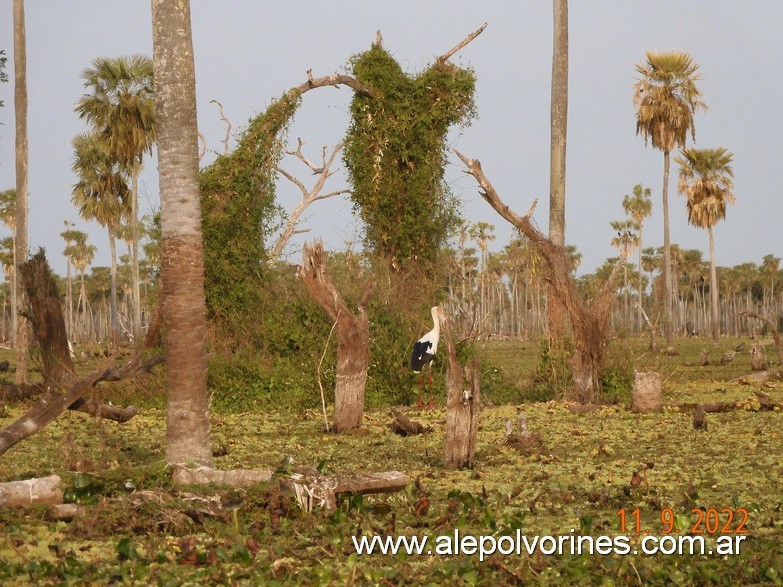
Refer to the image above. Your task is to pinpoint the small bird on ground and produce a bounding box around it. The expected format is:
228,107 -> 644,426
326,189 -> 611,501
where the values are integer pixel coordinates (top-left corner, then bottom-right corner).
410,306 -> 442,408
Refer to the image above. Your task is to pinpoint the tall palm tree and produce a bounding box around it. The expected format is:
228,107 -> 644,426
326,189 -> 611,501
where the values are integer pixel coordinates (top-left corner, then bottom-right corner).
76,55 -> 156,344
634,51 -> 705,345
676,146 -> 735,341
71,131 -> 130,345
610,218 -> 639,330
71,238 -> 96,341
152,0 -> 212,466
13,0 -> 29,383
622,184 -> 652,333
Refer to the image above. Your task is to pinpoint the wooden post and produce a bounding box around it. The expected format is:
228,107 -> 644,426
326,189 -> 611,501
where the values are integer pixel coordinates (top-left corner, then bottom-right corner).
442,309 -> 480,469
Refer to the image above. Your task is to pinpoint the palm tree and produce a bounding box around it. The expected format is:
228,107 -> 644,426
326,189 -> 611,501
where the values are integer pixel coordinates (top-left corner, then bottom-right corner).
610,218 -> 639,331
152,0 -> 212,466
13,0 -> 29,383
76,55 -> 156,344
676,146 -> 735,341
634,51 -> 705,345
71,131 -> 130,345
622,184 -> 652,332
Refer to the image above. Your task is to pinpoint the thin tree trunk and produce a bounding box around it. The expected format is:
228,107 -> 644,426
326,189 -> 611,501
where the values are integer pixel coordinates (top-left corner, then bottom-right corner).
661,150 -> 673,345
547,0 -> 569,339
153,0 -> 212,466
13,0 -> 29,384
108,225 -> 119,346
708,226 -> 719,340
131,166 -> 142,343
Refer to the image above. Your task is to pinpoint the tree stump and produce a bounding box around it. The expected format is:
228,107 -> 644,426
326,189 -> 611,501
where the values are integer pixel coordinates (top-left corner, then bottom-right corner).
442,310 -> 480,469
750,343 -> 767,371
630,371 -> 662,413
299,240 -> 373,432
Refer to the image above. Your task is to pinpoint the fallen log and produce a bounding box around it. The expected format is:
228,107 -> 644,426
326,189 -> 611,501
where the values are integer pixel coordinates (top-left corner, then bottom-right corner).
389,408 -> 430,436
172,465 -> 409,511
663,392 -> 782,413
0,474 -> 63,507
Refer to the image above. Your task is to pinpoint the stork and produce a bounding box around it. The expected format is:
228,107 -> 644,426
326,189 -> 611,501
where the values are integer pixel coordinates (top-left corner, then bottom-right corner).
410,306 -> 441,408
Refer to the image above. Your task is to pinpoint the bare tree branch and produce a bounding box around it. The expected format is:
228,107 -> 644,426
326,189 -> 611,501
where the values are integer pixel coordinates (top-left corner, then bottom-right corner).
209,99 -> 232,156
268,141 -> 348,265
437,23 -> 488,64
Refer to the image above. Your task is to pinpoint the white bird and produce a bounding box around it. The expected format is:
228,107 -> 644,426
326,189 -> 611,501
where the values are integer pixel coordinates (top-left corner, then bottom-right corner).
410,306 -> 441,408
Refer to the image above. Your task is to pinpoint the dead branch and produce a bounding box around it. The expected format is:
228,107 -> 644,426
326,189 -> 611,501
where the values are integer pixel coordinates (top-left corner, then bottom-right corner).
454,150 -> 624,402
269,141 -> 348,265
437,23 -> 488,64
197,130 -> 206,161
209,99 -> 232,156
739,311 -> 783,364
299,70 -> 376,99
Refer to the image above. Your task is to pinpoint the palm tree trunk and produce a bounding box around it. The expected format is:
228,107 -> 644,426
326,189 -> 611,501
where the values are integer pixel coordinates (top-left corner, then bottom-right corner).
547,0 -> 569,339
661,151 -> 674,345
130,166 -> 142,343
13,0 -> 29,385
108,225 -> 119,346
152,0 -> 212,466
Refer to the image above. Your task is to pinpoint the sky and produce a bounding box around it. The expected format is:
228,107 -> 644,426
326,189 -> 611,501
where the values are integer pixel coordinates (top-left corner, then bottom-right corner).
0,1 -> 782,279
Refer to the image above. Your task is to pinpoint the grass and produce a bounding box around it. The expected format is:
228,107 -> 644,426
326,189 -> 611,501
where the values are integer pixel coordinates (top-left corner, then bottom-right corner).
0,337 -> 782,585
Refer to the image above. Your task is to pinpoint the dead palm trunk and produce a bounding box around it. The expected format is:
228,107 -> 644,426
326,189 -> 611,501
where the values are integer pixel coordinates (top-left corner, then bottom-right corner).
300,240 -> 373,432
152,0 -> 212,467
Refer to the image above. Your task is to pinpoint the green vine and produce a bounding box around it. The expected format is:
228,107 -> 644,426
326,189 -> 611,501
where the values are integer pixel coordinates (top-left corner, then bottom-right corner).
344,44 -> 477,270
199,92 -> 301,324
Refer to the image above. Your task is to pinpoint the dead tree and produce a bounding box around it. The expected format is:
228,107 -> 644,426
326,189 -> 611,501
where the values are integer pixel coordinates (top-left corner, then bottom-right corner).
739,311 -> 783,365
299,240 -> 373,432
455,151 -> 623,403
442,308 -> 480,469
0,251 -> 163,457
269,140 -> 349,265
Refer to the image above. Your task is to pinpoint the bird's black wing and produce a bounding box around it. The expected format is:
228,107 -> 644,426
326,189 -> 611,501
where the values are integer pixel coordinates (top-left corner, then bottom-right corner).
410,340 -> 433,372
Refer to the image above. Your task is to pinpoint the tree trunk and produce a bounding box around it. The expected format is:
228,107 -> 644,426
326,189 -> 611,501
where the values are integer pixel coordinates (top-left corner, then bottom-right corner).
442,310 -> 480,469
130,166 -> 142,343
108,224 -> 119,346
13,0 -> 29,384
299,240 -> 372,432
547,0 -> 569,339
708,226 -> 719,341
152,0 -> 212,467
661,150 -> 674,345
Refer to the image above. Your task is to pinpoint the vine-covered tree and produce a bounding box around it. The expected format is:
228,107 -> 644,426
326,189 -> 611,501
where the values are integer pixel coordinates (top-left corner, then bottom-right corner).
634,51 -> 704,346
676,146 -> 735,341
344,41 -> 476,273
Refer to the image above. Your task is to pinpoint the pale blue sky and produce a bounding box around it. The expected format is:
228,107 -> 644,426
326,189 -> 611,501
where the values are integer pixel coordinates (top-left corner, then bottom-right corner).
1,1 -> 781,278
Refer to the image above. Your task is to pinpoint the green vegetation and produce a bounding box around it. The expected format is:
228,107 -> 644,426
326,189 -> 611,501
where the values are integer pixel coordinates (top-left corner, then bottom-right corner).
1,338 -> 781,584
344,44 -> 476,270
